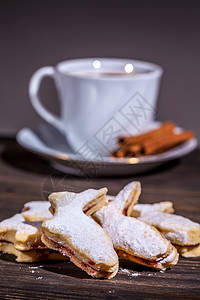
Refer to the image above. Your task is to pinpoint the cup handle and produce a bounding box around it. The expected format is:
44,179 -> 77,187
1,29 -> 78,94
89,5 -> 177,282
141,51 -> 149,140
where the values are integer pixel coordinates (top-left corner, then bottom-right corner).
29,66 -> 64,133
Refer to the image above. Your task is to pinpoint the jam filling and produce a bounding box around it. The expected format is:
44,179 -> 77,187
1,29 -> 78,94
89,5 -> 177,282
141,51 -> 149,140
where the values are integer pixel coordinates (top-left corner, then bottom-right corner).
0,237 -> 47,250
43,234 -> 113,277
22,207 -> 29,212
117,250 -> 159,268
0,238 -> 7,242
122,206 -> 129,216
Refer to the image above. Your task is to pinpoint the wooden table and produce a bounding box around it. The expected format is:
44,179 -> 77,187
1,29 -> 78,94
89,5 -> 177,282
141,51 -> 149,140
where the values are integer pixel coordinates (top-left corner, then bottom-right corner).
0,139 -> 200,299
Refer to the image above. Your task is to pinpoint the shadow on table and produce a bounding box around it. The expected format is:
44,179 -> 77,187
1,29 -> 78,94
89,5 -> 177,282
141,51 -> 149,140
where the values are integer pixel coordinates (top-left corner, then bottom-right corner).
0,252 -> 16,263
0,252 -> 90,279
42,260 -> 95,280
1,140 -> 55,175
41,259 -> 159,280
0,251 -> 164,282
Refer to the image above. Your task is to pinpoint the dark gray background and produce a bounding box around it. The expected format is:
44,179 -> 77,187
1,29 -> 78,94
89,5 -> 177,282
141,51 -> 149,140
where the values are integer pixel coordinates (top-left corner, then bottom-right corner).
0,0 -> 199,140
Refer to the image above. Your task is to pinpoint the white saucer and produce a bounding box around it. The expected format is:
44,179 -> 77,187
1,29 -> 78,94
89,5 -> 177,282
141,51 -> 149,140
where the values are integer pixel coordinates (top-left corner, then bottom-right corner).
16,123 -> 198,177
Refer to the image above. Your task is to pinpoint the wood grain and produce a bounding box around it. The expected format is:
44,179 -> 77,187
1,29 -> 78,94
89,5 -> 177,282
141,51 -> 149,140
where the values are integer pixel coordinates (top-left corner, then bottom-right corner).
0,139 -> 200,299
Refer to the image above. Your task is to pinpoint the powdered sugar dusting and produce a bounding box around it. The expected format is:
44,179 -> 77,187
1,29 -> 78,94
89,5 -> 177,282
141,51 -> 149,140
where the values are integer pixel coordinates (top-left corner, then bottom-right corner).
22,201 -> 52,221
120,267 -> 130,275
29,265 -> 43,269
93,183 -> 178,269
119,267 -> 140,277
43,188 -> 118,266
138,211 -> 200,245
113,182 -> 139,211
0,214 -> 38,237
130,272 -> 140,277
132,202 -> 174,216
108,290 -> 115,294
95,204 -> 169,260
49,188 -> 107,214
157,244 -> 179,268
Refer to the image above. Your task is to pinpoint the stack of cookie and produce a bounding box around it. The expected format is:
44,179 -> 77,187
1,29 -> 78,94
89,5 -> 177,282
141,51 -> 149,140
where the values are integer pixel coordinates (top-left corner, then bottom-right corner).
0,202 -> 67,263
0,182 -> 199,279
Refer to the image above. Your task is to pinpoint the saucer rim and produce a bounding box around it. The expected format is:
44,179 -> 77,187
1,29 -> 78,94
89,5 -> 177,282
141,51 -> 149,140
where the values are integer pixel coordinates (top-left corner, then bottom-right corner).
16,123 -> 198,166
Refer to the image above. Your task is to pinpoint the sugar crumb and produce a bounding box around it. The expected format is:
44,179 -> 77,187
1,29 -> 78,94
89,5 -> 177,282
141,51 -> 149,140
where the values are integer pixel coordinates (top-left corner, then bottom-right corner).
29,265 -> 43,269
119,267 -> 140,277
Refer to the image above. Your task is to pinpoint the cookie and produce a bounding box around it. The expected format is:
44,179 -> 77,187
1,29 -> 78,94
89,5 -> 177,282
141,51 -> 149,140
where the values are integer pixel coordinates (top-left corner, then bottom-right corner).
22,201 -> 52,221
0,213 -> 67,262
0,241 -> 66,262
42,188 -> 119,278
137,210 -> 200,246
93,182 -> 178,271
131,201 -> 174,218
175,244 -> 200,258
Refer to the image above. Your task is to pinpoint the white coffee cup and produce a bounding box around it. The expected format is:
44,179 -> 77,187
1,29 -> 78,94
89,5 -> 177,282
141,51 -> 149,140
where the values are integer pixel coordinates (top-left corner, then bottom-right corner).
29,58 -> 163,157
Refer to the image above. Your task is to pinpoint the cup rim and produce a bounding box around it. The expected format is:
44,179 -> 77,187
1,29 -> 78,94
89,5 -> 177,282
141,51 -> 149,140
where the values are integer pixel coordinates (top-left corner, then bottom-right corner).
56,57 -> 163,81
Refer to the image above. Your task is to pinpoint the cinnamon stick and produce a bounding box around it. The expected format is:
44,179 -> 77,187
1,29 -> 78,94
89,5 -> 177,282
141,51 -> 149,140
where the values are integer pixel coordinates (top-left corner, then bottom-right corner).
118,122 -> 176,146
142,130 -> 194,155
111,122 -> 194,158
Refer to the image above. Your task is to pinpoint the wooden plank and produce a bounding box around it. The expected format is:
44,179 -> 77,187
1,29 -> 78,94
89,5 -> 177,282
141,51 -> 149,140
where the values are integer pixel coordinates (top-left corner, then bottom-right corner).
0,140 -> 200,299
